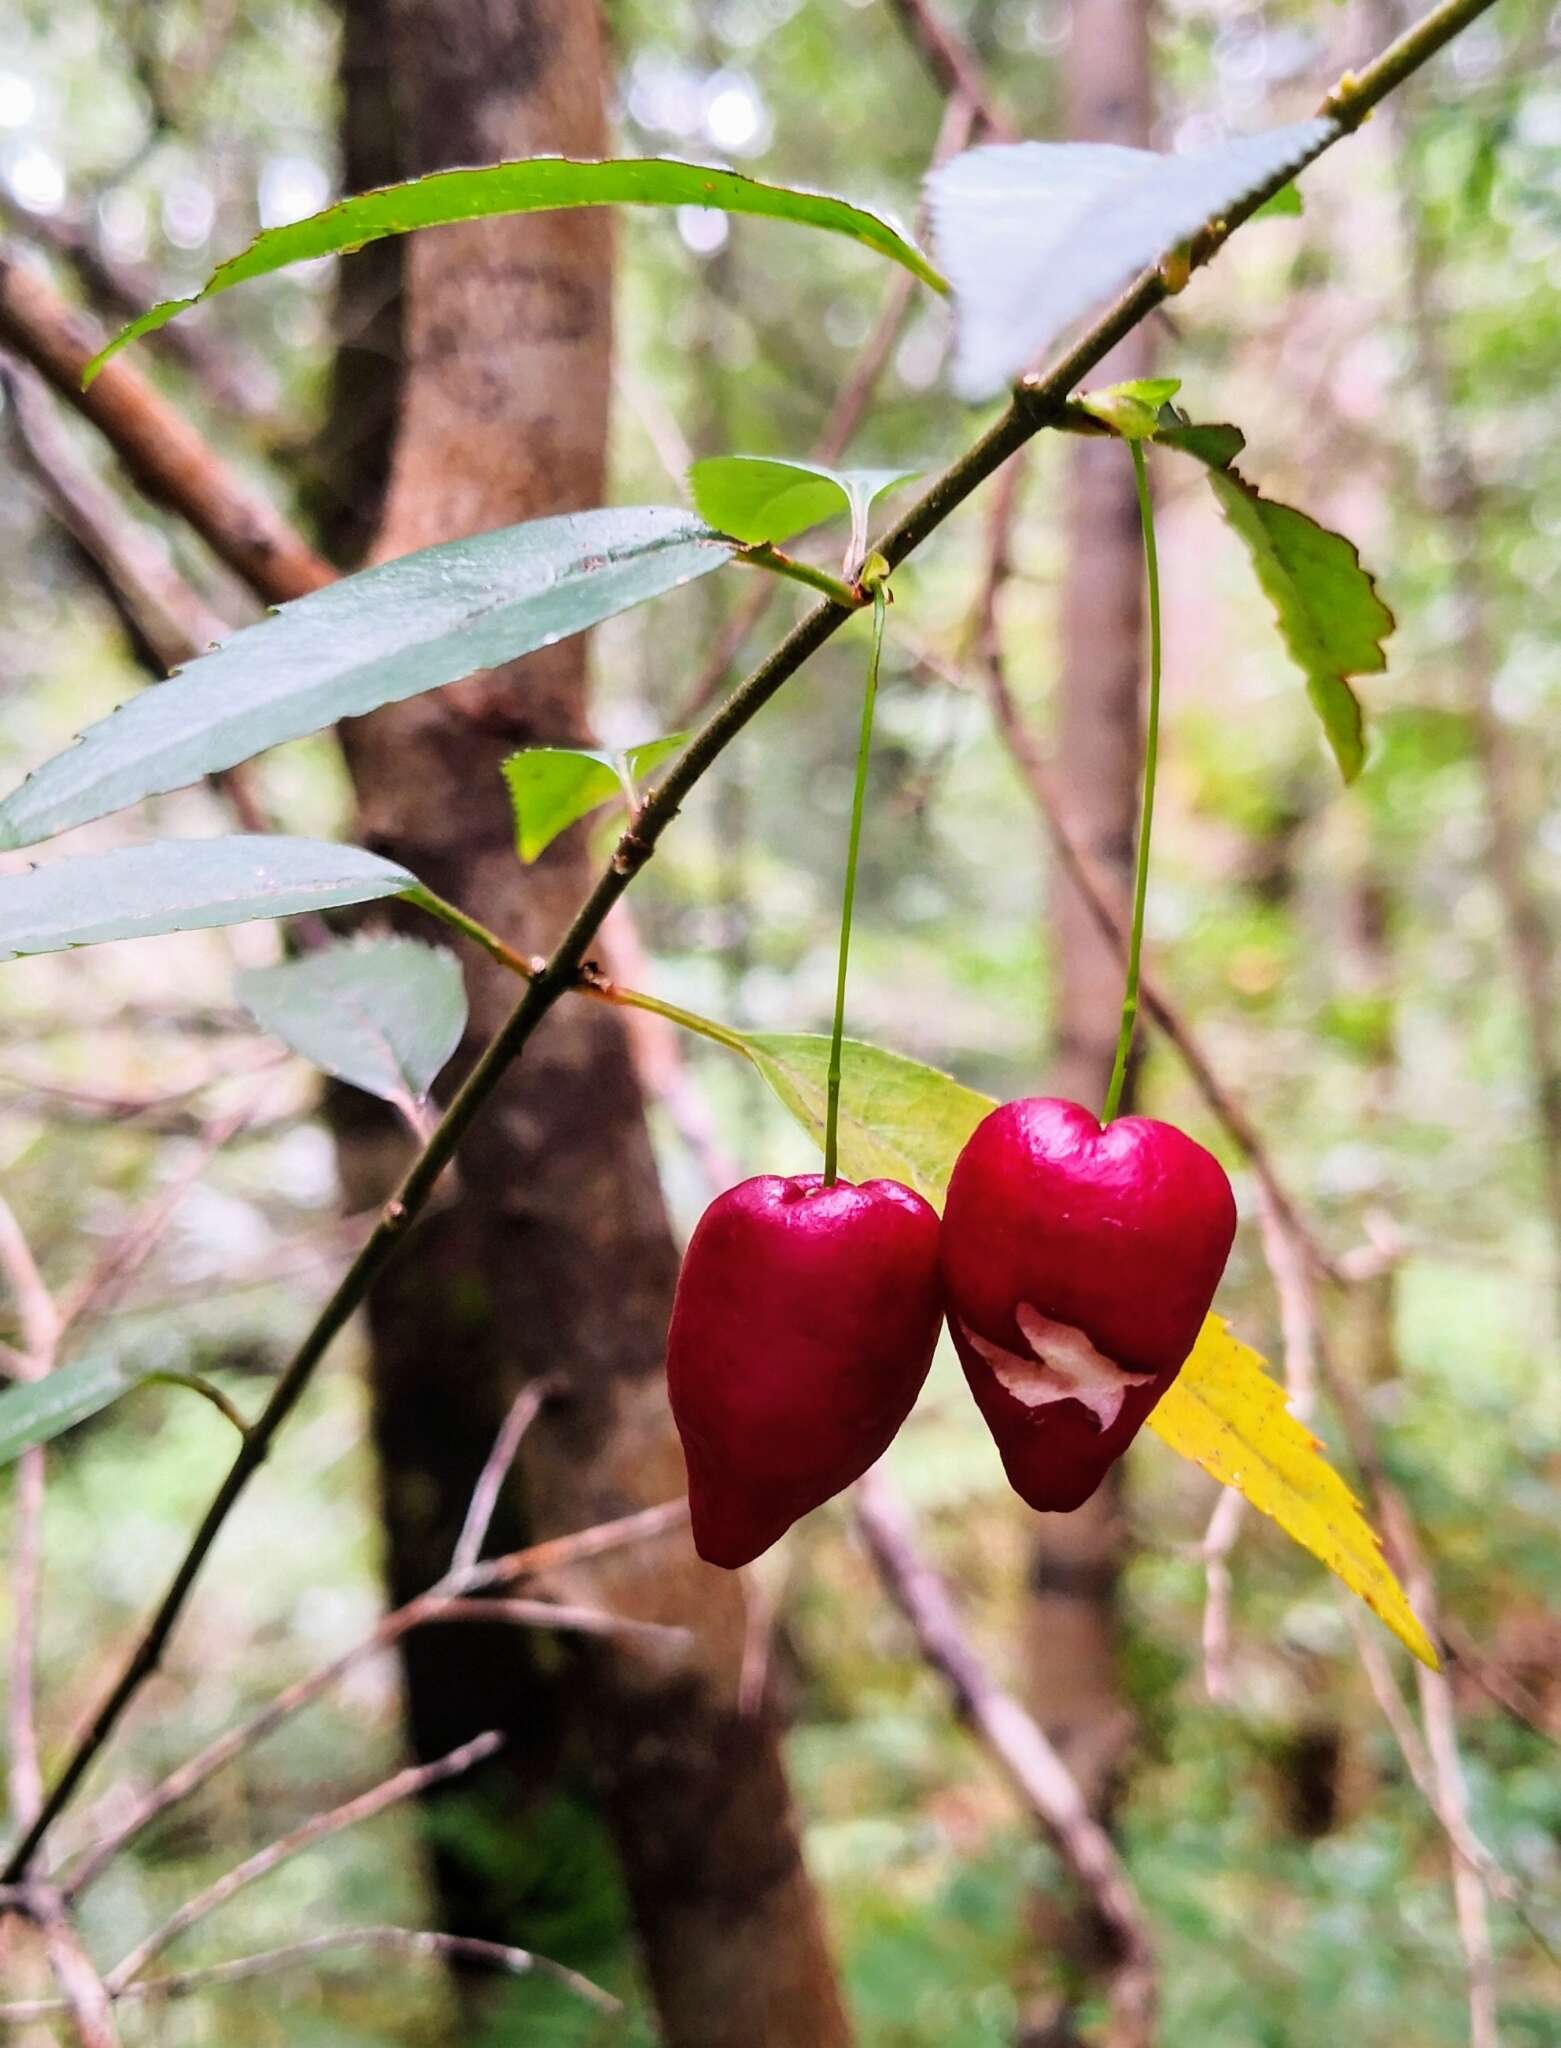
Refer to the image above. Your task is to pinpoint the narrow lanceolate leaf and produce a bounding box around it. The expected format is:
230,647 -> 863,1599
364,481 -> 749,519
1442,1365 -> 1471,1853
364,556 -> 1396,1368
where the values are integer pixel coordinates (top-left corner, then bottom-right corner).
740,1033 -> 991,1210
0,510 -> 730,849
722,1028 -> 1429,1658
1206,468 -> 1393,782
0,1355 -> 138,1465
0,1355 -> 242,1465
927,119 -> 1333,398
0,838 -> 414,962
1150,1317 -> 1439,1669
503,734 -> 686,864
237,937 -> 467,1108
87,158 -> 946,378
689,457 -> 917,573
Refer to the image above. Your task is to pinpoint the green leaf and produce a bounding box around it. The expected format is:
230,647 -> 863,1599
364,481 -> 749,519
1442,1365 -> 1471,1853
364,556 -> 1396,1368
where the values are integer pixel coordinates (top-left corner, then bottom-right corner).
502,733 -> 686,863
927,120 -> 1332,398
0,1355 -> 244,1465
1155,1318 -> 1438,1669
622,734 -> 688,784
0,837 -> 414,962
0,1355 -> 139,1464
740,1033 -> 992,1209
87,158 -> 947,379
0,510 -> 730,849
236,937 -> 467,1108
1206,469 -> 1394,781
1155,409 -> 1246,469
504,750 -> 622,864
1252,181 -> 1303,219
1077,376 -> 1183,440
689,458 -> 917,573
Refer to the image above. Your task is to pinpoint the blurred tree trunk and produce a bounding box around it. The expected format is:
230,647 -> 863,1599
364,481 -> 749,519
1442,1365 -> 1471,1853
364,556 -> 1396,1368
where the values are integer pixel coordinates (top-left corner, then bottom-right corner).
1021,0 -> 1152,2036
325,3 -> 850,2042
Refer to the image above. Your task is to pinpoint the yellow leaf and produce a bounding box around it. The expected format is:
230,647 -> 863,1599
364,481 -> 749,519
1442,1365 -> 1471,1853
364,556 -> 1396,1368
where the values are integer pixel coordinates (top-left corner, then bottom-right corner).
1150,1316 -> 1438,1669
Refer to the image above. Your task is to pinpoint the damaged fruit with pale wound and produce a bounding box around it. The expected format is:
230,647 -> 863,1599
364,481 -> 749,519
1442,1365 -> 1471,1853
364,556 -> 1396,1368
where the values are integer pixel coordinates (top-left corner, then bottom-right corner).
940,1095 -> 1236,1512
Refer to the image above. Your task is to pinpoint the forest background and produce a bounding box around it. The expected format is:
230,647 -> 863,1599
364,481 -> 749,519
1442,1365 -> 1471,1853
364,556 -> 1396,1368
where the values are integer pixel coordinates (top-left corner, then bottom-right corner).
0,0 -> 1556,2043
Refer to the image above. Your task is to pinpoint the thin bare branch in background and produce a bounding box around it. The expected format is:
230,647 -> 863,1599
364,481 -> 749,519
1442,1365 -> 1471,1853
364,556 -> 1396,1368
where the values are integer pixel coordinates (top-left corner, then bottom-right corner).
854,1472 -> 1156,2048
0,1924 -> 620,2022
450,1379 -> 557,1574
0,354 -> 276,837
0,245 -> 329,603
427,1598 -> 689,1646
37,1893 -> 121,2048
1198,1487 -> 1246,1707
1200,1180 -> 1323,1698
1412,1581 -> 1502,2047
0,1049 -> 286,1125
61,1500 -> 688,1899
0,355 -> 230,665
0,1180 -> 122,2048
0,196 -> 277,423
0,1194 -> 62,1837
1348,1610 -> 1514,1903
103,1732 -> 505,1994
58,1080 -> 279,1334
884,0 -> 1016,138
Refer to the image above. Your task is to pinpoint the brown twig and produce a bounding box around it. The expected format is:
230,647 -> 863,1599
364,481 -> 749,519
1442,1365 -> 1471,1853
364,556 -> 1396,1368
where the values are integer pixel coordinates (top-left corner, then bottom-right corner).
884,0 -> 1017,139
60,1500 -> 688,1899
1204,1119 -> 1512,2013
1246,1134 -> 1509,2032
57,1082 -> 276,1335
1439,1620 -> 1556,1744
36,1892 -> 120,2048
426,1598 -> 689,1646
854,1472 -> 1156,2048
449,1379 -> 556,1575
0,1050 -> 285,1125
102,1732 -> 504,1993
1,355 -> 230,666
1408,1570 -> 1502,2046
0,1923 -> 619,2021
1,198 -> 277,423
0,244 -> 329,604
0,354 -> 274,836
0,1195 -> 62,1843
1347,1610 -> 1511,1899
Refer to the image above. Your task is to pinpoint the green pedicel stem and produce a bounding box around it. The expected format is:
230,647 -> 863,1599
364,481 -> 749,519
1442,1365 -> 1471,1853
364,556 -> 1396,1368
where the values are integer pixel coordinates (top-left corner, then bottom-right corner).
823,579 -> 888,1185
1102,439 -> 1162,1125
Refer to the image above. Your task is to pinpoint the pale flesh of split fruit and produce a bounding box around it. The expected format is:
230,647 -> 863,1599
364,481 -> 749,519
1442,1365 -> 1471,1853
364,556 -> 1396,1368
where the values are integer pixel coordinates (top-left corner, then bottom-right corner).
956,1302 -> 1153,1431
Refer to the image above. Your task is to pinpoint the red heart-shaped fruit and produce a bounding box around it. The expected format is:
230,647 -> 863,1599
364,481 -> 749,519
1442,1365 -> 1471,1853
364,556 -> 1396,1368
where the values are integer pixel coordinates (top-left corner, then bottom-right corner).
941,1097 -> 1236,1512
667,1173 -> 942,1568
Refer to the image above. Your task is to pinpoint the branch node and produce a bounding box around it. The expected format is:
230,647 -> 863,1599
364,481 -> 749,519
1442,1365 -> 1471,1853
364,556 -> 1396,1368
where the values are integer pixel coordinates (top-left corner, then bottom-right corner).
1319,71 -> 1371,129
610,827 -> 656,876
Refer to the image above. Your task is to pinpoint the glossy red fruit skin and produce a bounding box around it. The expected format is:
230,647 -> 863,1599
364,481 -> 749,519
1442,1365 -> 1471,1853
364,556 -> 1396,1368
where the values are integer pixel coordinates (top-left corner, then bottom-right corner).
667,1174 -> 942,1569
941,1097 -> 1236,1513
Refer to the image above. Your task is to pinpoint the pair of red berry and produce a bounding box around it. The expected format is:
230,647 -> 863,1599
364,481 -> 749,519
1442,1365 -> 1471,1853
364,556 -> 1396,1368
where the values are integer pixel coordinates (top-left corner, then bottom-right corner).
666,1096 -> 1238,1568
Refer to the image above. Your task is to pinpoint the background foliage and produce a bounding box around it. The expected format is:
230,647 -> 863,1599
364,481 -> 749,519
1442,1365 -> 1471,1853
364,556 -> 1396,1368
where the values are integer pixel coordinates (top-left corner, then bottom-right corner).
0,0 -> 1557,2041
